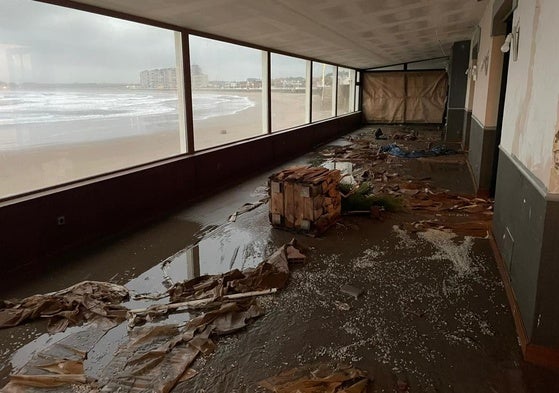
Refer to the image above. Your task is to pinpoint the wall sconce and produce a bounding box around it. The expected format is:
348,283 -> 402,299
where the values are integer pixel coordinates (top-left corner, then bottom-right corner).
501,22 -> 520,61
465,64 -> 478,81
501,34 -> 512,53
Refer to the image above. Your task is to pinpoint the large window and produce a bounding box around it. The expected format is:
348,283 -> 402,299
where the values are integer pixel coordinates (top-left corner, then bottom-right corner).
271,54 -> 309,132
311,62 -> 336,122
189,36 -> 265,150
337,67 -> 356,116
0,0 -> 184,199
0,1 -> 360,199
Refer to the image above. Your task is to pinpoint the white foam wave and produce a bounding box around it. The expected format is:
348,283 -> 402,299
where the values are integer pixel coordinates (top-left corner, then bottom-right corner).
0,91 -> 256,126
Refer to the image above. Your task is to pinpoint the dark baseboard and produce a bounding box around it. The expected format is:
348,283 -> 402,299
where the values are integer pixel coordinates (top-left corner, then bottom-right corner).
490,233 -> 559,370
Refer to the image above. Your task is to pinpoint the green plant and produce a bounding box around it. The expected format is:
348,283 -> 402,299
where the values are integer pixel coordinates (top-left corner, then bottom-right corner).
339,182 -> 402,212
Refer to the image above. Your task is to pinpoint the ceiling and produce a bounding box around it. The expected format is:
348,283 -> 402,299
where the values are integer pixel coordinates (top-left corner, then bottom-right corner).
69,0 -> 488,69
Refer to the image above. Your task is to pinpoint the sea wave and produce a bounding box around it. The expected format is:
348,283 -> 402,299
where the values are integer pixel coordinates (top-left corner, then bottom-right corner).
192,94 -> 255,121
0,90 -> 255,126
0,91 -> 177,125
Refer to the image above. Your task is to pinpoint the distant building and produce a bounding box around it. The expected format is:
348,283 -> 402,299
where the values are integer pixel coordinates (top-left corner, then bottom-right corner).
190,65 -> 208,89
139,68 -> 177,89
246,78 -> 262,89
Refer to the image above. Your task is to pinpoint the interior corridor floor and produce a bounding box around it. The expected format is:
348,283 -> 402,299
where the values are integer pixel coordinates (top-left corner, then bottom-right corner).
1,125 -> 558,392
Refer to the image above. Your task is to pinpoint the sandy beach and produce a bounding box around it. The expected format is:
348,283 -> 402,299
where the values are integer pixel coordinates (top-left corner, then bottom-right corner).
1,91 -> 336,198
193,90 -> 333,149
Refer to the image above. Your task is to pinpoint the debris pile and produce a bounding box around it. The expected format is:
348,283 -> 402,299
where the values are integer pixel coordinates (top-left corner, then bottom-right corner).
259,364 -> 369,393
2,241 -> 307,393
0,281 -> 129,333
269,167 -> 342,233
128,240 -> 305,326
311,127 -> 493,237
99,301 -> 264,393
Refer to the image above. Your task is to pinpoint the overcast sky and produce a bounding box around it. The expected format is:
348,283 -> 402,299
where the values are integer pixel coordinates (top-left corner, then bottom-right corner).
0,0 -> 306,84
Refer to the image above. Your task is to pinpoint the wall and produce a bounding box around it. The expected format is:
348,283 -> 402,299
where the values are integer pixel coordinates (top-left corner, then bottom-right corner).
493,0 -> 559,356
462,45 -> 476,149
468,0 -> 505,192
0,113 -> 361,289
500,0 -> 559,193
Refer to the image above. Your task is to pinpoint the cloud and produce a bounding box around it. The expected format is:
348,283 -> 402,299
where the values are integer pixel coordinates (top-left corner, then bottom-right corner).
0,0 -> 309,84
0,0 -> 176,83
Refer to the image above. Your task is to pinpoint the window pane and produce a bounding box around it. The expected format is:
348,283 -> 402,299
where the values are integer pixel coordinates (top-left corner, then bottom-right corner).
0,0 -> 184,199
271,54 -> 309,132
311,62 -> 335,122
337,67 -> 355,116
189,36 -> 265,150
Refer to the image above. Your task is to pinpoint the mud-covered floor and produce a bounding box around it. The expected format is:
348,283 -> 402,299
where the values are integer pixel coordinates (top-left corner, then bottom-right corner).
1,125 -> 558,392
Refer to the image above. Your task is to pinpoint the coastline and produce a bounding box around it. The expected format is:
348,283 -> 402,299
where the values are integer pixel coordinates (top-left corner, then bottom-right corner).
1,91 -> 330,198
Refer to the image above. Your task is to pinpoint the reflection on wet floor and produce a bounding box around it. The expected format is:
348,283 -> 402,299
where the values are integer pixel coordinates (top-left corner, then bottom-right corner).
2,205 -> 283,385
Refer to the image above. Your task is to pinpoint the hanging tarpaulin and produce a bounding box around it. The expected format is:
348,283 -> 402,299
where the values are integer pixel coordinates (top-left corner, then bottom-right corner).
405,71 -> 448,123
363,70 -> 448,124
362,72 -> 405,123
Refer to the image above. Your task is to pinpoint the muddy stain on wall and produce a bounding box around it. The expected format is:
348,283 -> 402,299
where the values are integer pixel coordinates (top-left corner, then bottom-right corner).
549,97 -> 559,192
512,0 -> 541,160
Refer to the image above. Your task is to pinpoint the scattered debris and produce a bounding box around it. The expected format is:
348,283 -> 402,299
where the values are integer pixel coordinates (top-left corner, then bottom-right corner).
129,239 -> 305,327
2,323 -> 112,392
339,182 -> 402,213
100,240 -> 307,393
228,196 -> 269,222
0,281 -> 129,333
334,301 -> 351,311
3,241 -> 308,393
418,230 -> 476,277
393,129 -> 418,141
259,364 -> 369,393
375,127 -> 387,140
380,143 -> 458,158
340,285 -> 364,299
99,301 -> 263,393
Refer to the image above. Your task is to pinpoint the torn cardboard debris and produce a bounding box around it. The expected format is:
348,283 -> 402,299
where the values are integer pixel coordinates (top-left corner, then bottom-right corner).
0,281 -> 129,333
260,364 -> 369,393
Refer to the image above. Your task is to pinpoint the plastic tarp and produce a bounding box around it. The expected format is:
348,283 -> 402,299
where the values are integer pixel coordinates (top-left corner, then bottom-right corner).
380,143 -> 457,158
405,71 -> 448,123
363,71 -> 448,124
362,72 -> 405,123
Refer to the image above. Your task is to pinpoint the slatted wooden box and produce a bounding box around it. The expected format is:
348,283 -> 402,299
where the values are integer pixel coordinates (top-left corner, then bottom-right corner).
269,167 -> 342,233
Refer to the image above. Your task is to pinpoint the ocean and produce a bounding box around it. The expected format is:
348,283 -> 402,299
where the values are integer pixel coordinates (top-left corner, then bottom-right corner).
0,88 -> 256,150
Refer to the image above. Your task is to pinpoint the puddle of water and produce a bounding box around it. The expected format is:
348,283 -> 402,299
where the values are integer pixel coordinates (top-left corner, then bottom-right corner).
5,206 -> 275,382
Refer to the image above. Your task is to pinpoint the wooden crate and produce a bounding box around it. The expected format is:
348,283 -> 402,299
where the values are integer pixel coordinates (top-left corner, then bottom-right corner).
269,167 -> 342,233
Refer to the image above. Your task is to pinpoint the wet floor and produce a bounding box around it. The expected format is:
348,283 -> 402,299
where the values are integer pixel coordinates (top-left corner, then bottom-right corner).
1,125 -> 558,392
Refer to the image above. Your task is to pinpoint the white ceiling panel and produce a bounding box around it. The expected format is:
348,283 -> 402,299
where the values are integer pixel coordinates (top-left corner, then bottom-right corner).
66,0 -> 488,69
